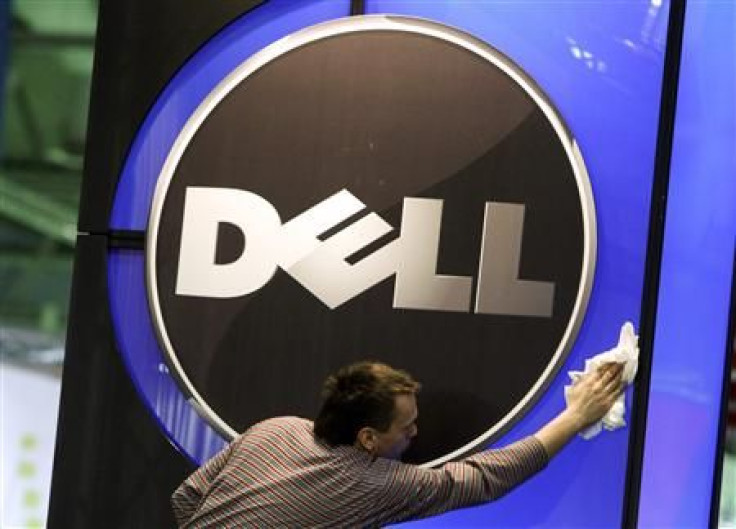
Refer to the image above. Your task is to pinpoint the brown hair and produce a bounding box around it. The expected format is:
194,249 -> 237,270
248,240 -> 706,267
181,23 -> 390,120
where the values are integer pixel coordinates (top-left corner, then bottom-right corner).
314,362 -> 420,446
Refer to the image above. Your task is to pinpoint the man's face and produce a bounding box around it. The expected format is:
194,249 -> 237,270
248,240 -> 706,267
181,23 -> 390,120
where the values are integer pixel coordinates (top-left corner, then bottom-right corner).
373,394 -> 419,460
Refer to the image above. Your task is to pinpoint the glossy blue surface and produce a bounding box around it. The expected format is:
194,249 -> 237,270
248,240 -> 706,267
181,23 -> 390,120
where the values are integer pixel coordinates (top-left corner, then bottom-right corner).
107,0 -> 674,526
637,2 -> 736,527
108,249 -> 226,463
365,2 -> 669,527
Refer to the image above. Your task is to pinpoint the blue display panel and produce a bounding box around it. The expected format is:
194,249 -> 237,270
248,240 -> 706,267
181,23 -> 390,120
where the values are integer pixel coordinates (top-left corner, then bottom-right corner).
106,0 -> 674,527
364,1 -> 669,527
637,2 -> 736,527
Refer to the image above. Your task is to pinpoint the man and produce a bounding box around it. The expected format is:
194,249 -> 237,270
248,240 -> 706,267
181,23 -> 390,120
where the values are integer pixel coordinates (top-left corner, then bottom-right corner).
172,361 -> 623,527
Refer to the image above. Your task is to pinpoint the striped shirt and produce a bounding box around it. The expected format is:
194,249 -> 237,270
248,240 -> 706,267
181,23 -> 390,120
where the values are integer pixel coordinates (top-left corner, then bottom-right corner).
172,417 -> 548,528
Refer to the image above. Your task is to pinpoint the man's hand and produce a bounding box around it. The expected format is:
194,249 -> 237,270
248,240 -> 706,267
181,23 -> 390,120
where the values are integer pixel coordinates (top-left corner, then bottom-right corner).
565,363 -> 624,430
534,363 -> 625,458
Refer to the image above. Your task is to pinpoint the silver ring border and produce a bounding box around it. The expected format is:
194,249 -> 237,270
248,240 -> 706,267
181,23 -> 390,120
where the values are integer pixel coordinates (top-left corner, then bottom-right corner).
145,14 -> 598,468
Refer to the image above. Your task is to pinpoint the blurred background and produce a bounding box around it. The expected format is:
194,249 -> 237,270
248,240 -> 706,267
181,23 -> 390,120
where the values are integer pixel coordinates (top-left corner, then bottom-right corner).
1,1 -> 96,527
0,1 -> 733,528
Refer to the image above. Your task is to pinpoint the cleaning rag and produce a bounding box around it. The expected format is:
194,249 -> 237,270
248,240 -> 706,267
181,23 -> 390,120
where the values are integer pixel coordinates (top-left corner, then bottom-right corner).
564,321 -> 639,440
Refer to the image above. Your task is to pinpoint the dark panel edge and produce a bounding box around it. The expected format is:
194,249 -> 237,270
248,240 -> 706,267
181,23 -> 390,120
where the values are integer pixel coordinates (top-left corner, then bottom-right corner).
621,1 -> 689,527
350,0 -> 366,16
75,0 -> 122,232
108,230 -> 145,249
710,248 -> 736,528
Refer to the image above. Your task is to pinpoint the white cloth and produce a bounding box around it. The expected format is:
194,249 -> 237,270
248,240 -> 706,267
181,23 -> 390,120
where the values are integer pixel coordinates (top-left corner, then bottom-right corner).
565,321 -> 639,439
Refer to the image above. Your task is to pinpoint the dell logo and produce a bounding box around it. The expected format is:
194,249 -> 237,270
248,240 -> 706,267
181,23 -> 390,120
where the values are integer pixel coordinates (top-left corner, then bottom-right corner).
177,187 -> 554,316
142,16 -> 596,465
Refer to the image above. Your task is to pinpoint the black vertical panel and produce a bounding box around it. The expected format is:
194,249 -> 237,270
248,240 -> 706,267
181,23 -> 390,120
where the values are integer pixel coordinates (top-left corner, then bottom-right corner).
50,0 -> 265,527
77,0 -> 265,233
621,0 -> 688,526
48,236 -> 194,528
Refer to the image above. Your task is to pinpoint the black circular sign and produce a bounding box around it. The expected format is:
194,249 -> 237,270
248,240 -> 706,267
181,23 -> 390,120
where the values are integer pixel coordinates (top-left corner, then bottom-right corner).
147,16 -> 595,466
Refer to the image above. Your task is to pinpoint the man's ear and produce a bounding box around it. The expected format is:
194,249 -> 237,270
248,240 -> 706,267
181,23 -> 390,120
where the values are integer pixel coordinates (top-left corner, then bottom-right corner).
355,427 -> 377,453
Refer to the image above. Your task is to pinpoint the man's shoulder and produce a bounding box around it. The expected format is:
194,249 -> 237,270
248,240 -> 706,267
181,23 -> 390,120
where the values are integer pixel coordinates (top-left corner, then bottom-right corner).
243,416 -> 313,438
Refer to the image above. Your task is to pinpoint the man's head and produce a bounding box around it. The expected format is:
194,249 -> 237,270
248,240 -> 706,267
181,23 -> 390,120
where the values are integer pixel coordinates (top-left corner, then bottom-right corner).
314,362 -> 420,460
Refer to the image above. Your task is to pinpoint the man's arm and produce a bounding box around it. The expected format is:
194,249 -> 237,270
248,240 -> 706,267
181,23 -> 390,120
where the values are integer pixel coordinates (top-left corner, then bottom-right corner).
383,363 -> 625,523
